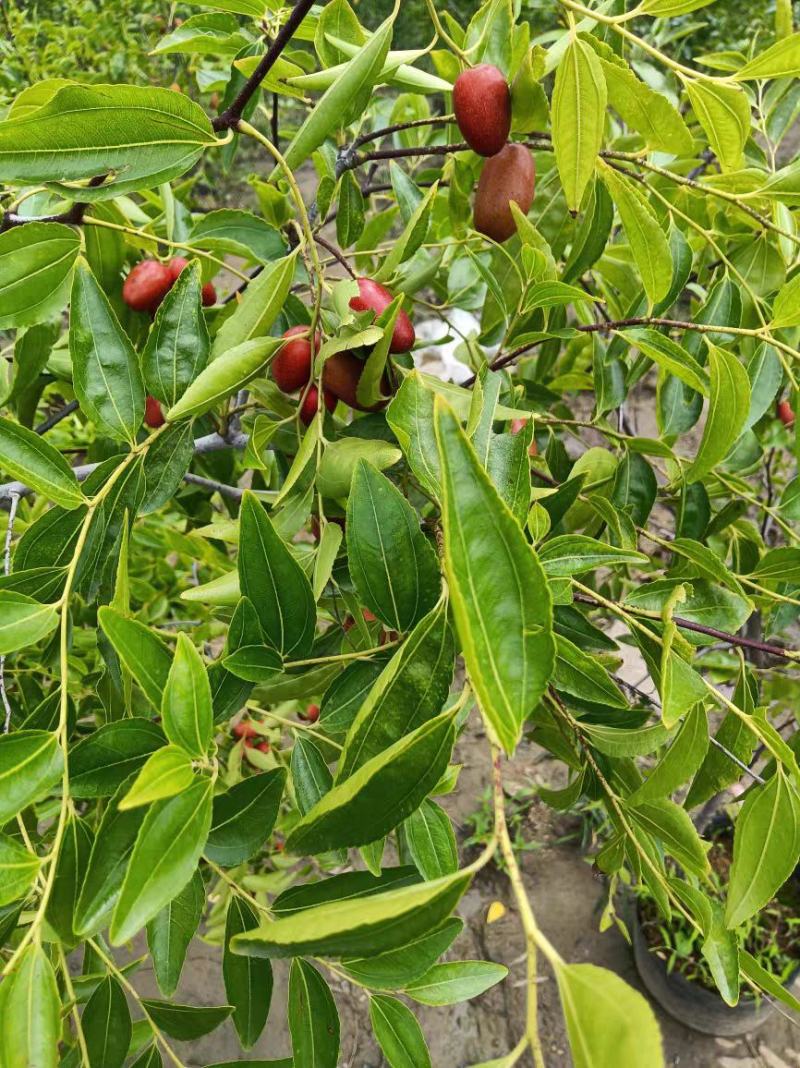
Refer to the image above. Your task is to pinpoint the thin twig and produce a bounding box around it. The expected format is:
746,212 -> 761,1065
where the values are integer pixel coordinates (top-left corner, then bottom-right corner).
1,492 -> 19,733
35,399 -> 79,435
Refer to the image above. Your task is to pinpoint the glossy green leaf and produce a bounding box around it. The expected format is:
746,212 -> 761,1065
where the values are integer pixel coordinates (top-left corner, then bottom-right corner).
0,945 -> 61,1068
628,706 -> 708,803
232,869 -> 470,960
553,38 -> 607,212
140,421 -> 196,515
142,260 -> 210,408
0,222 -> 80,329
69,260 -> 145,442
346,460 -> 440,632
44,814 -> 92,946
405,960 -> 508,1006
97,606 -> 173,710
167,336 -> 283,421
147,871 -> 205,998
0,729 -> 62,823
82,976 -> 131,1068
556,962 -> 664,1068
539,535 -> 648,576
238,491 -> 315,657
140,1000 -> 233,1040
317,438 -> 403,499
211,250 -> 298,358
70,719 -> 166,799
404,799 -> 458,881
435,398 -> 554,755
0,833 -> 40,907
684,78 -> 750,172
119,745 -> 195,810
111,777 -> 213,943
205,769 -> 286,868
162,633 -> 213,757
0,83 -> 216,196
288,959 -> 340,1068
725,770 -> 800,928
0,591 -> 59,654
0,416 -> 83,508
686,344 -> 750,483
735,33 -> 800,80
370,995 -> 432,1068
387,371 -> 441,499
287,706 -> 456,855
337,600 -> 454,779
627,798 -> 709,876
224,895 -> 272,1049
341,918 -> 463,990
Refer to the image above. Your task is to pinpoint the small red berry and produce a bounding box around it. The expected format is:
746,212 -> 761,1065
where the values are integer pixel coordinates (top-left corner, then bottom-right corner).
778,399 -> 795,427
122,260 -> 172,314
299,385 -> 336,426
167,256 -> 217,305
233,721 -> 258,742
273,325 -> 321,393
144,395 -> 165,428
350,278 -> 415,354
305,704 -> 320,724
255,740 -> 271,754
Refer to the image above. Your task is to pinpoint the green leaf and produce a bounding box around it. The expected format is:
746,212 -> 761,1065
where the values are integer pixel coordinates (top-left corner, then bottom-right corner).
581,721 -> 672,757
152,12 -> 248,55
75,774 -> 149,936
684,78 -> 750,172
0,591 -> 59,654
435,398 -> 554,755
288,960 -> 340,1068
346,460 -> 441,632
342,918 -> 463,990
69,719 -> 166,799
282,17 -> 394,171
70,259 -> 146,444
211,250 -> 298,359
189,209 -> 286,263
404,799 -> 459,881
556,961 -> 664,1068
317,438 -> 403,499
370,995 -> 432,1068
232,869 -> 470,960
735,34 -> 800,80
118,745 -> 195,810
238,491 -> 315,658
142,260 -> 210,408
626,329 -> 709,395
98,607 -> 172,710
166,336 -> 283,421
0,833 -> 40,906
626,798 -> 709,876
0,83 -> 216,196
0,222 -> 80,329
337,600 -> 454,779
725,770 -> 800,928
223,895 -> 273,1049
82,976 -> 132,1068
140,1000 -> 233,1040
285,707 -> 457,855
204,769 -> 286,867
0,416 -> 83,508
337,170 -> 366,248
147,871 -> 205,998
552,37 -> 607,212
0,945 -> 61,1068
291,735 -> 335,817
538,535 -> 648,576
628,706 -> 708,803
554,635 -> 628,707
110,777 -> 213,944
162,633 -> 213,757
44,813 -> 92,946
140,421 -> 196,515
640,0 -> 716,12
387,371 -> 441,499
597,162 -> 672,306
685,344 -> 750,483
0,729 -> 62,823
405,960 -> 508,1006
771,272 -> 800,328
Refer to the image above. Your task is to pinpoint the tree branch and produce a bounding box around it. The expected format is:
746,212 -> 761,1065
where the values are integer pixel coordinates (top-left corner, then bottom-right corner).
212,0 -> 316,131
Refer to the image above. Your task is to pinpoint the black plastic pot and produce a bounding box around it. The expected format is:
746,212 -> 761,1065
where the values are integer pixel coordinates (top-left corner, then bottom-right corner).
631,906 -> 794,1037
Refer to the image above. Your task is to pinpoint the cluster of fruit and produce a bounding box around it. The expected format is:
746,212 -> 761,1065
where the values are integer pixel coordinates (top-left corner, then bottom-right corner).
453,63 -> 535,242
271,276 -> 415,425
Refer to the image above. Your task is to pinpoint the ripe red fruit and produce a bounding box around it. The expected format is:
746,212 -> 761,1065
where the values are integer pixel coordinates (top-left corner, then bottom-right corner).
122,260 -> 172,314
322,351 -> 392,412
299,384 -> 337,426
167,256 -> 217,306
233,721 -> 258,742
474,144 -> 536,243
255,740 -> 271,754
273,325 -> 321,393
305,704 -> 320,724
144,395 -> 165,428
453,64 -> 511,157
350,278 -> 415,353
778,399 -> 795,427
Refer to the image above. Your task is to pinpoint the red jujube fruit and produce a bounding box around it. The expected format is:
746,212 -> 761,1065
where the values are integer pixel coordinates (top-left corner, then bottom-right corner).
322,351 -> 390,412
349,278 -> 415,353
122,260 -> 172,314
144,395 -> 165,428
273,325 -> 321,393
300,385 -> 337,426
167,257 -> 217,306
453,64 -> 511,157
778,399 -> 795,427
474,144 -> 536,243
